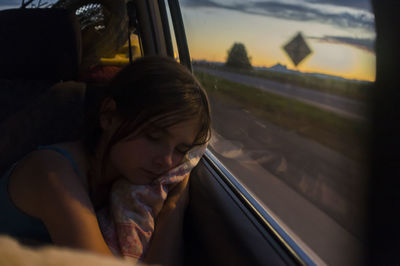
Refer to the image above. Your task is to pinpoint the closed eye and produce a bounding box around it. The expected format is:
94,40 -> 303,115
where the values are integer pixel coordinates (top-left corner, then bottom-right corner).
176,145 -> 191,155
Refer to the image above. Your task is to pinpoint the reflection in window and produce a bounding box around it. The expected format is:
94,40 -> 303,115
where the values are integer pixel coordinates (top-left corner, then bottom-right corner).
99,33 -> 141,66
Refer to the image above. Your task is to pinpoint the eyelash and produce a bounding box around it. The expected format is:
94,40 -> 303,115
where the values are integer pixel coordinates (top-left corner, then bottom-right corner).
175,148 -> 189,155
146,133 -> 190,155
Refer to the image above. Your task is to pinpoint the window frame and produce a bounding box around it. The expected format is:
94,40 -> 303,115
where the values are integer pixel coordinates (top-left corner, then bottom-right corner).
202,150 -> 318,265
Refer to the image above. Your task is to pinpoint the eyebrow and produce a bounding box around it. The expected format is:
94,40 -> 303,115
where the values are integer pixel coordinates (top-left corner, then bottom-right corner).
167,128 -> 196,147
149,126 -> 194,148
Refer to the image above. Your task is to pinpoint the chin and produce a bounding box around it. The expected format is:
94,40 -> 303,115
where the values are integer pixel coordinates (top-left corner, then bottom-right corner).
123,175 -> 153,186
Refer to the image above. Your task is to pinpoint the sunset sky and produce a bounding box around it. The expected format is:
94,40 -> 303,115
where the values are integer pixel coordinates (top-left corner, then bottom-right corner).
1,0 -> 376,81
178,0 -> 376,81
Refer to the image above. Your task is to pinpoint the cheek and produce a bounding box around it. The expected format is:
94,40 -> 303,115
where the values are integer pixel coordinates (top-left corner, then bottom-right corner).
109,141 -> 148,173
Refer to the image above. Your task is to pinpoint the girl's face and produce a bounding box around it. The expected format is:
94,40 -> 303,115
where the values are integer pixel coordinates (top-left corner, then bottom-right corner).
108,117 -> 200,185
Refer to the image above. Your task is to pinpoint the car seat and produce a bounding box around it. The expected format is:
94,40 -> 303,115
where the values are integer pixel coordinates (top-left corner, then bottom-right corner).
0,8 -> 85,175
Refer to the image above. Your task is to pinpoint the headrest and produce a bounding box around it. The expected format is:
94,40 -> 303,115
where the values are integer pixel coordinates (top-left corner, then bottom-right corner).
0,8 -> 81,81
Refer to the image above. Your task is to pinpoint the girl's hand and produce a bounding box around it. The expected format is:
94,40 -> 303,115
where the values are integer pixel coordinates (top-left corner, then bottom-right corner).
163,174 -> 190,211
143,175 -> 190,266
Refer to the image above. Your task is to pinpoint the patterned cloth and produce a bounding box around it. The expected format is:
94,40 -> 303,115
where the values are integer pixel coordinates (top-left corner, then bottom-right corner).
97,144 -> 207,262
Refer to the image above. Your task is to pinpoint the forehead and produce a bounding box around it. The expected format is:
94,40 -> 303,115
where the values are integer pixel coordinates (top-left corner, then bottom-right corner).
161,117 -> 201,145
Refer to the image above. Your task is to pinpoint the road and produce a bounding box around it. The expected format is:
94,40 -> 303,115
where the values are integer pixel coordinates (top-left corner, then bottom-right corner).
207,95 -> 367,266
194,66 -> 366,120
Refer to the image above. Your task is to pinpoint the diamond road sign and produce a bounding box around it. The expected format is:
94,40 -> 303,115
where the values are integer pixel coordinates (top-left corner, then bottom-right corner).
283,32 -> 312,67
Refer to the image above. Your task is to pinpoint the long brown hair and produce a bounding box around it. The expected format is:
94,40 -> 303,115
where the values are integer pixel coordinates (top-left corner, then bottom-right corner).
83,56 -> 211,158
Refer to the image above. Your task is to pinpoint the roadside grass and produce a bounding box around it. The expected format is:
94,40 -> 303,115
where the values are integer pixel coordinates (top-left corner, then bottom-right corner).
195,71 -> 369,162
194,63 -> 372,102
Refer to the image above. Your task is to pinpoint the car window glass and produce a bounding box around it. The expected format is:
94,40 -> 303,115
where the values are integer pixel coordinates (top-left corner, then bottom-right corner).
1,1 -> 142,69
71,1 -> 142,68
178,0 -> 375,264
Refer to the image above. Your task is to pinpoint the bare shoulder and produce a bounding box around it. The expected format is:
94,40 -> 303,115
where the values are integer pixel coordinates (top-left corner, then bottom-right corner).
8,145 -> 112,254
0,236 -> 133,266
8,146 -> 92,219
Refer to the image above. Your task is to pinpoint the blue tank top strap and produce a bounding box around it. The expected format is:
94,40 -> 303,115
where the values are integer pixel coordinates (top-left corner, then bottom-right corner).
37,145 -> 81,176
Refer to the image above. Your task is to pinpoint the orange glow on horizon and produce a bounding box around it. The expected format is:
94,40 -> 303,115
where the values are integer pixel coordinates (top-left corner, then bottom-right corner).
188,34 -> 376,82
192,55 -> 375,82
182,6 -> 376,82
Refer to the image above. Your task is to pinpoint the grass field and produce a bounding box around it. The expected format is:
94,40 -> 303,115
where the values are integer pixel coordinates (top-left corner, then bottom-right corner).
195,71 -> 369,162
194,62 -> 373,102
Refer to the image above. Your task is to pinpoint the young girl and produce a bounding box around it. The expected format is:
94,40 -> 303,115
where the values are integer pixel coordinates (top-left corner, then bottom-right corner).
0,56 -> 211,263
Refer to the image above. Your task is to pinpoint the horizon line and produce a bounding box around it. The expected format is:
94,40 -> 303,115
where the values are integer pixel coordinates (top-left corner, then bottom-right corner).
192,58 -> 374,83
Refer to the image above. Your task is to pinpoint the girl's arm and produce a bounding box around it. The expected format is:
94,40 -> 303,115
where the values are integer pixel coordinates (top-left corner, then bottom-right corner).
143,175 -> 190,266
8,150 -> 113,256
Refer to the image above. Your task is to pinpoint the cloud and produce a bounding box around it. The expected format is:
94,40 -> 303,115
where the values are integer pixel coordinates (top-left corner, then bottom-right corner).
251,2 -> 374,30
304,0 -> 372,12
181,0 -> 248,12
181,0 -> 223,8
0,0 -> 32,9
308,35 -> 375,53
180,0 -> 375,32
0,0 -> 20,6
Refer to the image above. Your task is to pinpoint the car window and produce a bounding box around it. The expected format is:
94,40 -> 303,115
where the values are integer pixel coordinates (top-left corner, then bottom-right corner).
67,1 -> 142,68
177,0 -> 375,265
1,1 -> 142,69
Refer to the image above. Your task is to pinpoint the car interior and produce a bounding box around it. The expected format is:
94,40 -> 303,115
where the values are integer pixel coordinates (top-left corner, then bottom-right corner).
0,0 -> 399,265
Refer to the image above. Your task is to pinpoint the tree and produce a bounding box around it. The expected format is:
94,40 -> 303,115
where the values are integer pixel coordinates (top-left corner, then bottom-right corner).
225,42 -> 252,70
